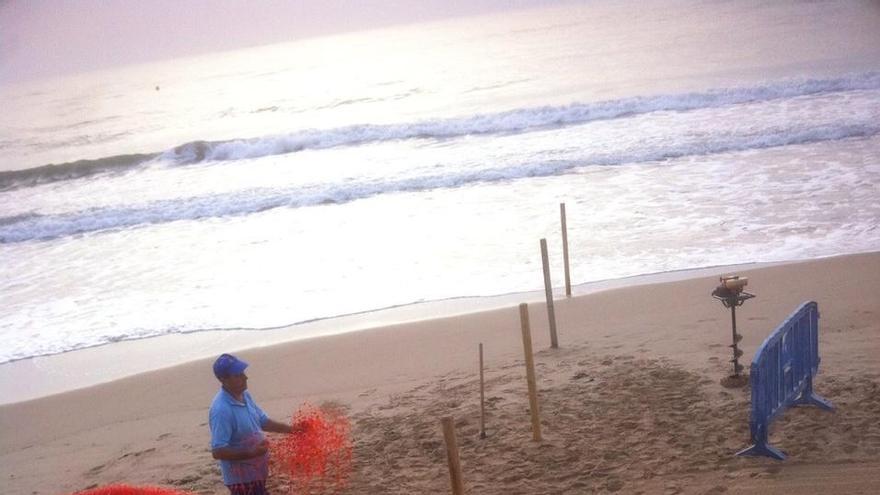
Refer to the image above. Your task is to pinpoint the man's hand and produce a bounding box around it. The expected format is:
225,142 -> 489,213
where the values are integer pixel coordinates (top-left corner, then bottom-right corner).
251,439 -> 269,457
292,419 -> 311,435
263,418 -> 295,434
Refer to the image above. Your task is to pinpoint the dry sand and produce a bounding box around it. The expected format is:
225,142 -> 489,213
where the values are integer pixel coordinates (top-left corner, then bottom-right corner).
1,252 -> 878,494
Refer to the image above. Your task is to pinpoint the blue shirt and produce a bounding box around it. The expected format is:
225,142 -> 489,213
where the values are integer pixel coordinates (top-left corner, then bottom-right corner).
209,389 -> 270,485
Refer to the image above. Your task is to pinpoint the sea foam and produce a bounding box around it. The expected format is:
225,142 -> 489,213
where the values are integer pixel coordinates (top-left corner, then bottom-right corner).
1,121 -> 878,244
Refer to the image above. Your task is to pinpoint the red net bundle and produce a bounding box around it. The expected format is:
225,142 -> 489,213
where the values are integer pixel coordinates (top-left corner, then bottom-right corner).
269,404 -> 353,493
74,485 -> 190,495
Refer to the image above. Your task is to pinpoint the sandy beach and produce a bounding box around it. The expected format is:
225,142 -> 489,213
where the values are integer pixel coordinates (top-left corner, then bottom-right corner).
1,252 -> 878,494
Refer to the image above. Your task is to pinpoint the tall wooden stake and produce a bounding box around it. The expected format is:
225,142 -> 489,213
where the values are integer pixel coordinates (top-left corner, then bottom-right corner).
479,343 -> 486,439
519,303 -> 543,441
540,238 -> 559,348
560,203 -> 571,297
441,416 -> 466,495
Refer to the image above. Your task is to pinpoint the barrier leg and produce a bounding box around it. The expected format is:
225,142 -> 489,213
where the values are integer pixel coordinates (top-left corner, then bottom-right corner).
794,377 -> 834,412
736,442 -> 785,461
736,422 -> 786,460
736,441 -> 786,461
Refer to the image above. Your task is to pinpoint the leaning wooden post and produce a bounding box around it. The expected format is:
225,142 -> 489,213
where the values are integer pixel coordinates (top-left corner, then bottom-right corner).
540,238 -> 559,348
519,303 -> 543,441
560,203 -> 572,298
441,416 -> 466,495
479,343 -> 486,439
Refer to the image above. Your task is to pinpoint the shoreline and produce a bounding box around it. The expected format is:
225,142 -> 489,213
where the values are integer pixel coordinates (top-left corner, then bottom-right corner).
0,256 -> 805,405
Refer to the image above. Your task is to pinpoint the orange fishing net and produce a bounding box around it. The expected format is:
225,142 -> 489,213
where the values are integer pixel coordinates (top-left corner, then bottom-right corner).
74,485 -> 190,495
269,404 -> 353,493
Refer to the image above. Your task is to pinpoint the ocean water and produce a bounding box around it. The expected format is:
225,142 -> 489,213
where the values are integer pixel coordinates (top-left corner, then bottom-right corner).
1,0 -> 879,365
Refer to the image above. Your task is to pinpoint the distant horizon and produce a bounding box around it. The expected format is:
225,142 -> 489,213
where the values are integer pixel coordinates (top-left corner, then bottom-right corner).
0,0 -> 572,85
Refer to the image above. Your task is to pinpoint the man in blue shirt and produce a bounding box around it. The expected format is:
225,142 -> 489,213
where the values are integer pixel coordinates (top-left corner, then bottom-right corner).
209,353 -> 296,495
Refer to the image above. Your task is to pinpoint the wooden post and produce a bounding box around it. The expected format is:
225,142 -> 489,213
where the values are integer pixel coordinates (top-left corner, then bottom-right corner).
479,343 -> 486,439
519,303 -> 543,441
441,416 -> 466,495
540,238 -> 559,348
560,203 -> 571,298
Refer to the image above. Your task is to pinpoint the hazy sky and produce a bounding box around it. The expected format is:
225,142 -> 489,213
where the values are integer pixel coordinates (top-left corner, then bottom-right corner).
0,0 -> 566,84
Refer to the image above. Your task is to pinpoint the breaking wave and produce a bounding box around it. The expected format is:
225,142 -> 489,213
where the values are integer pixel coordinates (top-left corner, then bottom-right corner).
2,71 -> 878,191
0,153 -> 157,191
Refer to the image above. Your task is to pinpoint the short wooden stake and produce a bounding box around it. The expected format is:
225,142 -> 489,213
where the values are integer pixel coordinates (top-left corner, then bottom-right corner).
519,303 -> 543,441
540,238 -> 559,348
441,416 -> 466,495
479,343 -> 486,439
560,202 -> 572,298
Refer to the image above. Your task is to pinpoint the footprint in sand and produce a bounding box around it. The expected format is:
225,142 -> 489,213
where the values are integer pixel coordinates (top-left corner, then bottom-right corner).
604,478 -> 625,492
118,447 -> 155,460
86,463 -> 105,475
571,371 -> 592,381
166,474 -> 201,485
358,388 -> 377,397
704,485 -> 728,494
764,465 -> 782,475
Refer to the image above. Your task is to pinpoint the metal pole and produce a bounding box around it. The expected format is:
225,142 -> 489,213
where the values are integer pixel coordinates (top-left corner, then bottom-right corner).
730,303 -> 741,377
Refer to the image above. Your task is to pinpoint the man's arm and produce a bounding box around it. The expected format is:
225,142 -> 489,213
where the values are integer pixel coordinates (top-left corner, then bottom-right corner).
211,440 -> 268,461
262,418 -> 295,434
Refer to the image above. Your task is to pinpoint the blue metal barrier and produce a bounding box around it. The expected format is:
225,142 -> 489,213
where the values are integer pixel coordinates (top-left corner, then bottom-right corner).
736,301 -> 834,460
